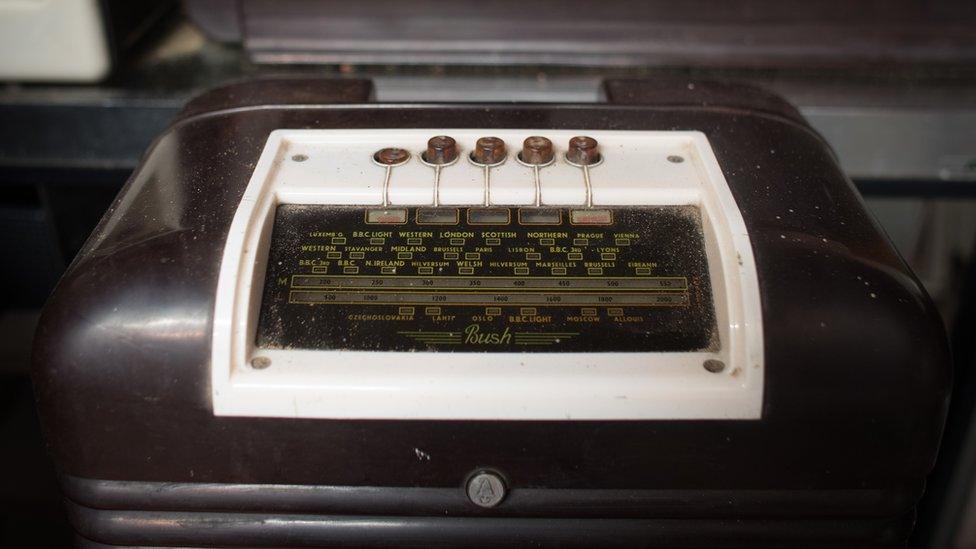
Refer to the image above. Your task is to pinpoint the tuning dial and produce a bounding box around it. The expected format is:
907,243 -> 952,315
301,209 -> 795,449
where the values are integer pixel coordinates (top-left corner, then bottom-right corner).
423,135 -> 459,165
470,137 -> 507,165
566,136 -> 601,166
519,136 -> 554,166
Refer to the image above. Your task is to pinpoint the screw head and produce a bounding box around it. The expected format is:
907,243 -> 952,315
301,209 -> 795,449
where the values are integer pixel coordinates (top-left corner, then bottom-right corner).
423,135 -> 459,165
471,136 -> 507,165
520,136 -> 554,165
466,471 -> 506,508
251,356 -> 272,370
374,147 -> 410,166
566,136 -> 601,166
703,359 -> 726,373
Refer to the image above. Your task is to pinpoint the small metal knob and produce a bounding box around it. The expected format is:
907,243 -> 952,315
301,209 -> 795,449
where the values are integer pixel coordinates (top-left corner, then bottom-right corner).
466,471 -> 506,508
423,135 -> 459,165
519,136 -> 554,165
566,136 -> 601,166
471,136 -> 507,165
373,147 -> 410,165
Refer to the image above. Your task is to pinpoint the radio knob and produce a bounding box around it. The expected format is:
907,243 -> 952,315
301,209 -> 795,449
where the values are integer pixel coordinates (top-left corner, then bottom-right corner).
471,136 -> 507,165
566,136 -> 601,166
423,135 -> 459,165
519,136 -> 554,165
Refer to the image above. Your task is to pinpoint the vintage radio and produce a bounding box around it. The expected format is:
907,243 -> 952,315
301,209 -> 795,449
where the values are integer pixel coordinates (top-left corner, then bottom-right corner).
32,79 -> 950,547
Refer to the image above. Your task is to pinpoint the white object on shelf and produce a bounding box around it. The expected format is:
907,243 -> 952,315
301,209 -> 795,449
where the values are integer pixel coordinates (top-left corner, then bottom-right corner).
0,0 -> 110,82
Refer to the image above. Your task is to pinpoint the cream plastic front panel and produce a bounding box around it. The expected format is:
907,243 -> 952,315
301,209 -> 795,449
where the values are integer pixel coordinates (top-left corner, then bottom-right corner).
212,129 -> 764,420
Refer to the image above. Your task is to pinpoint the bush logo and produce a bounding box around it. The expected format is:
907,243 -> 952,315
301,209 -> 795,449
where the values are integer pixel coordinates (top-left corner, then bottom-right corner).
463,324 -> 512,345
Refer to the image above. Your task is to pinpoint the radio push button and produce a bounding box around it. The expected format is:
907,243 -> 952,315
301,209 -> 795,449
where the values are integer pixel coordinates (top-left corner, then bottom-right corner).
565,136 -> 603,208
469,137 -> 507,208
518,136 -> 554,166
421,136 -> 459,207
565,136 -> 601,166
470,136 -> 507,166
518,136 -> 555,207
422,135 -> 459,165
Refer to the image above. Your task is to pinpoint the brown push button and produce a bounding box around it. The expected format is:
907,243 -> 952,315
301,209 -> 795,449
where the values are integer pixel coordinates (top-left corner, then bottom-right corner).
373,147 -> 410,166
519,136 -> 554,165
566,136 -> 601,166
470,136 -> 507,165
422,135 -> 459,165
